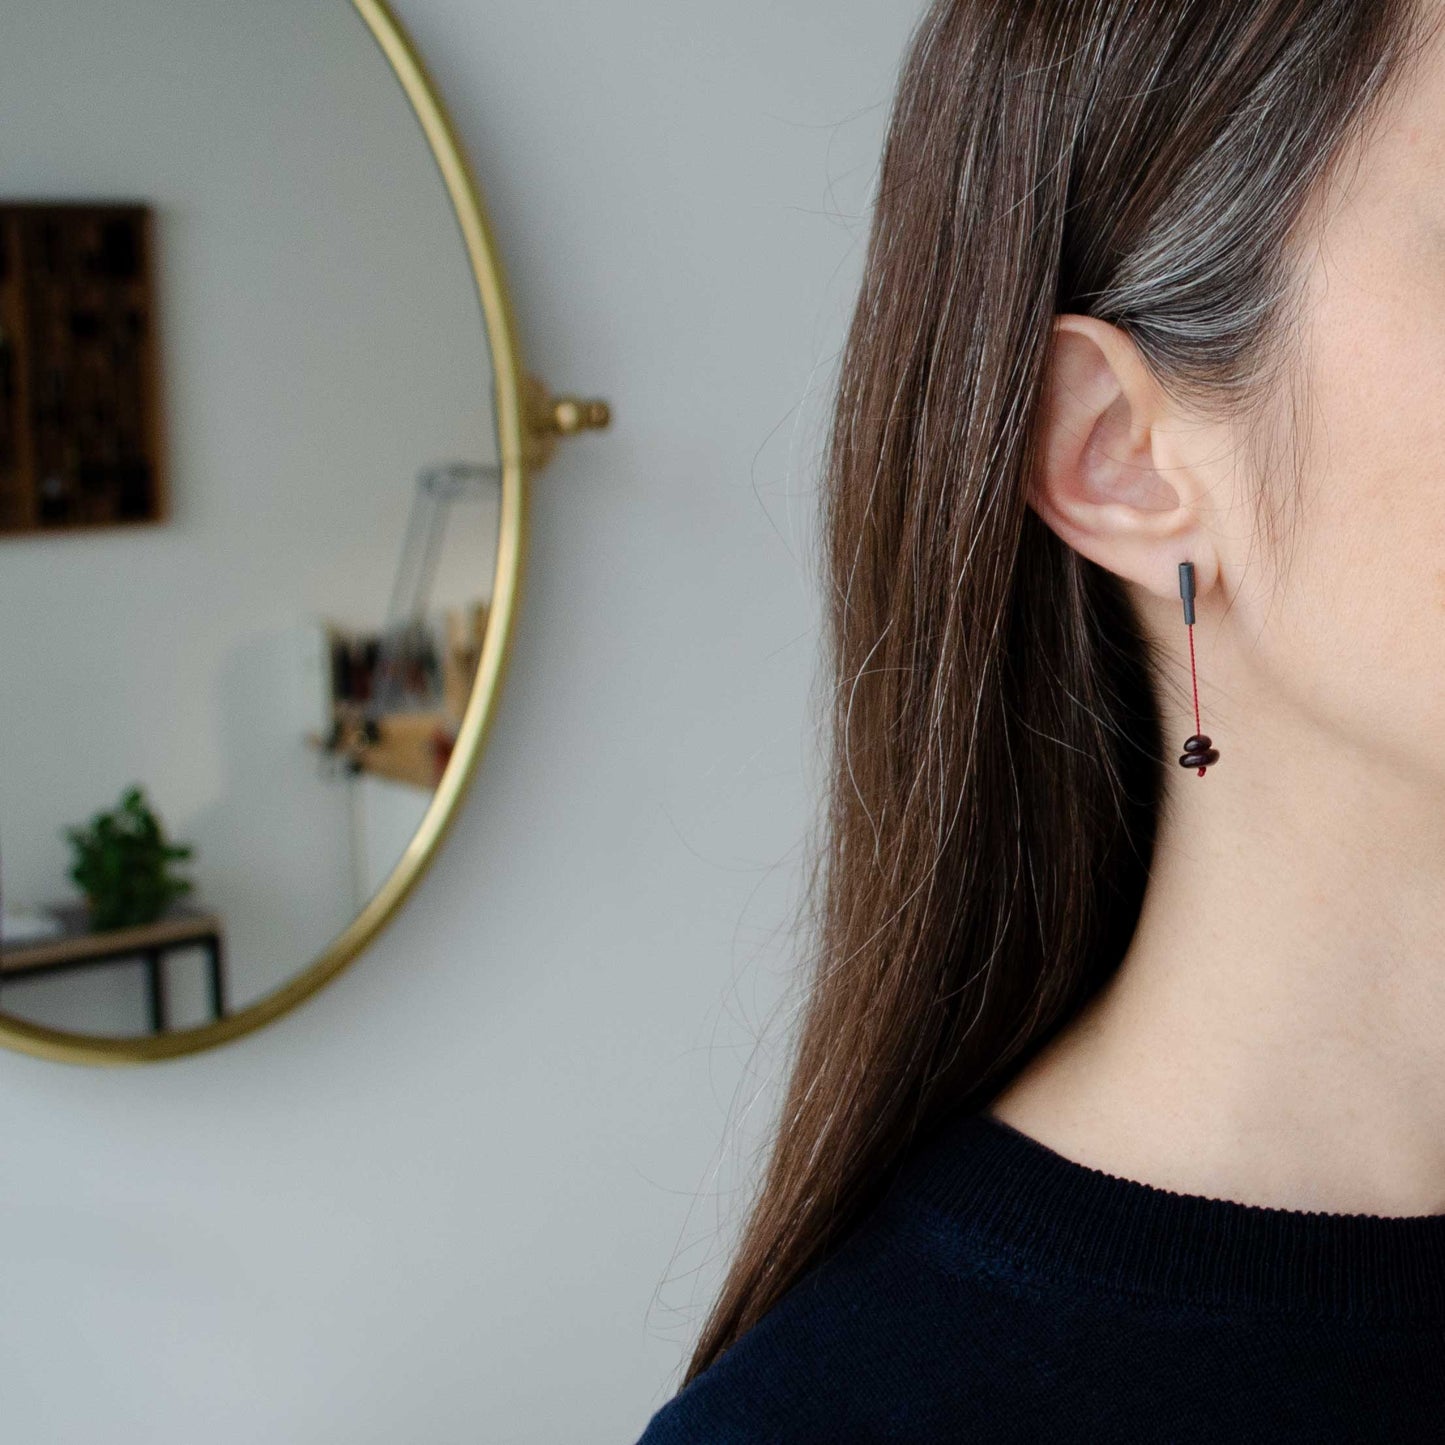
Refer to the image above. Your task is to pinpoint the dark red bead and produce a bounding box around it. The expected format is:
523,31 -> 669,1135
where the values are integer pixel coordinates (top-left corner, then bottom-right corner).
1182,734 -> 1211,752
1179,746 -> 1220,769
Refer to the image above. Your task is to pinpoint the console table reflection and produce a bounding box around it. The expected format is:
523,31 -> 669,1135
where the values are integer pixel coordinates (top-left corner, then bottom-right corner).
0,903 -> 226,1033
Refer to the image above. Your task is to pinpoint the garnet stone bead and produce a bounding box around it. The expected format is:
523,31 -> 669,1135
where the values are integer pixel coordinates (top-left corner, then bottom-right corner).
1179,733 -> 1220,774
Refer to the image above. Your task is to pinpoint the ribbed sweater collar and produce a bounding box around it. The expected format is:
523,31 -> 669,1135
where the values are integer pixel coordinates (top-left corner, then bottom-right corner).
894,1109 -> 1445,1324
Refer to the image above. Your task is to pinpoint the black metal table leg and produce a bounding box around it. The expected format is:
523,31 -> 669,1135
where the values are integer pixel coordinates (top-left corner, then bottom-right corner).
145,949 -> 168,1033
205,932 -> 226,1020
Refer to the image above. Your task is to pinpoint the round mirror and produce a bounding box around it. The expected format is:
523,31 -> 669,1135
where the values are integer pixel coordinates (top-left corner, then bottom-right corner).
0,0 -> 585,1063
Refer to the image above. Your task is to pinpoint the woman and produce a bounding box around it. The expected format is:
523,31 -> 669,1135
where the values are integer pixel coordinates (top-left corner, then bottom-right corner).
639,0 -> 1445,1438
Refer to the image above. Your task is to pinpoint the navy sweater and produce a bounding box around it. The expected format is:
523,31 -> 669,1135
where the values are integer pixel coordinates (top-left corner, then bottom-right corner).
636,1110 -> 1445,1442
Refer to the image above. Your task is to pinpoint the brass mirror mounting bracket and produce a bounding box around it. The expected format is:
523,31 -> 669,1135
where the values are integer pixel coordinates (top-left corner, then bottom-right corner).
521,372 -> 610,471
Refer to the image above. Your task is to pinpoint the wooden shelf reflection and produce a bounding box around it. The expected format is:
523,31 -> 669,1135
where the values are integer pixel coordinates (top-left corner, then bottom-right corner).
308,708 -> 455,789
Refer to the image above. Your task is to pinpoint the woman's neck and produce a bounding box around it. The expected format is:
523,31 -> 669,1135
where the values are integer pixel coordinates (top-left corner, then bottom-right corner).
989,700 -> 1445,1217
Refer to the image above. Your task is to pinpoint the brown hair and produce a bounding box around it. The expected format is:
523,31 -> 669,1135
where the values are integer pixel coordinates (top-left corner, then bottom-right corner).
682,0 -> 1438,1386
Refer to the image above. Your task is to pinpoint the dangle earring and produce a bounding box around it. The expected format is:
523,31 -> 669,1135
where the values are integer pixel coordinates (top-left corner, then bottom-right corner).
1177,561 -> 1219,777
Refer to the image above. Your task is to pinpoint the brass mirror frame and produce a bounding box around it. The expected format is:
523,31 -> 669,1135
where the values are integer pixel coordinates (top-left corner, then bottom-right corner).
0,0 -> 530,1066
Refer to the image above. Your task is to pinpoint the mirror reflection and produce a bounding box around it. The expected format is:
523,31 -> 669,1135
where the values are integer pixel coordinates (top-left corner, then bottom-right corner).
0,0 -> 502,1039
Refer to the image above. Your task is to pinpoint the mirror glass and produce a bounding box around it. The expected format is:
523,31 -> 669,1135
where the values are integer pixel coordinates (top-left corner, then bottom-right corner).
0,0 -> 503,1040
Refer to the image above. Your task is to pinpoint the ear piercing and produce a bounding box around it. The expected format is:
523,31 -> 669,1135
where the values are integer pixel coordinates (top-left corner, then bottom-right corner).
1177,561 -> 1218,777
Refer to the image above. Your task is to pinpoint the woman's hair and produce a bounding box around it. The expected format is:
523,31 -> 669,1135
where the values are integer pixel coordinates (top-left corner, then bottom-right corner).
683,0 -> 1439,1385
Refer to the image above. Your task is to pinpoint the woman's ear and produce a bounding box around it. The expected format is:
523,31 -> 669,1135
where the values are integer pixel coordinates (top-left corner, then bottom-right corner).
1029,313 -> 1221,603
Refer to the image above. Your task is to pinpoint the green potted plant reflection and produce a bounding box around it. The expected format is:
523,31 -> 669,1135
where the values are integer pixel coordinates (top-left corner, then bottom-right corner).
64,784 -> 195,931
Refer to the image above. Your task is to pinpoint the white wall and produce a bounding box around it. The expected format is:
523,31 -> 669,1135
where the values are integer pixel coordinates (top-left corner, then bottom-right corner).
0,1 -> 918,1440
